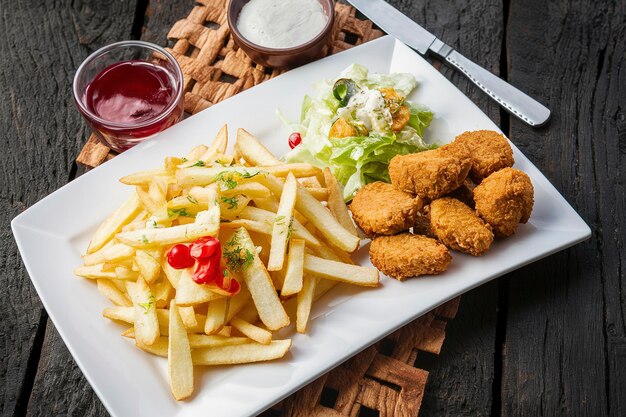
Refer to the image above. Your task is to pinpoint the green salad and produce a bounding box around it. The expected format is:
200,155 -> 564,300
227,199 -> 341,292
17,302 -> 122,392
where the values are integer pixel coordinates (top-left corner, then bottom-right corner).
282,64 -> 437,201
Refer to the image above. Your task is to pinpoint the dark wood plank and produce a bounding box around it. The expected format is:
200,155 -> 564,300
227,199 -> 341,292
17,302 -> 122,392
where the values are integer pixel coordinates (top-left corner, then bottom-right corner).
0,1 -> 138,416
502,0 -> 626,415
141,1 -> 194,46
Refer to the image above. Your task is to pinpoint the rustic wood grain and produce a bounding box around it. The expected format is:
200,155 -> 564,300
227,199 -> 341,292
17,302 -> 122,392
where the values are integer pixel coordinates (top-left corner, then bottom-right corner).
502,0 -> 626,416
0,1 -> 137,416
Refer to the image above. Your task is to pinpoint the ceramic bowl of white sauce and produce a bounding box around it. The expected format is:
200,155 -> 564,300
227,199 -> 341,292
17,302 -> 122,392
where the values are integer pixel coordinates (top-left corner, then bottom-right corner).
227,0 -> 335,69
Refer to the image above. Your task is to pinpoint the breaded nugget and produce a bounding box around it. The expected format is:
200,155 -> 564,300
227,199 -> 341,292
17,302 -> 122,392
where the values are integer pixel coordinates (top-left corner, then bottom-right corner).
473,168 -> 534,237
453,130 -> 514,181
350,181 -> 422,236
370,233 -> 451,280
430,197 -> 494,256
389,146 -> 472,200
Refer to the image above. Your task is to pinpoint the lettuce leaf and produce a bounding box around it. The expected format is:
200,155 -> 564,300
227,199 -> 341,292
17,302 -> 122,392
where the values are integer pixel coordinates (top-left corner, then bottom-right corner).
282,64 -> 437,201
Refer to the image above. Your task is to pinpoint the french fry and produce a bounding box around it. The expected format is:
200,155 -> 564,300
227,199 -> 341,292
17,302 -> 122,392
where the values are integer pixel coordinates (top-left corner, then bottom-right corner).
136,336 -> 168,357
178,306 -> 198,329
217,326 -> 232,337
153,279 -> 173,308
323,167 -> 358,236
78,126 -> 395,402
97,279 -> 132,307
281,239 -> 305,296
135,250 -> 162,284
225,285 -> 252,323
176,166 -> 265,187
253,196 -> 309,226
198,124 -> 228,163
222,182 -> 271,199
230,317 -> 272,345
259,164 -> 321,178
188,334 -> 249,348
268,173 -> 297,271
119,169 -> 169,186
234,128 -> 281,166
104,307 -> 207,335
224,228 -> 289,330
176,268 -> 224,306
219,195 -> 250,219
261,175 -> 360,252
161,258 -> 182,288
204,298 -> 229,335
83,243 -> 135,266
303,255 -> 379,287
127,277 -> 159,346
74,264 -> 137,280
219,218 -> 273,235
184,144 -> 209,165
136,185 -> 167,221
88,194 -> 142,253
192,339 -> 291,365
127,334 -> 250,357
296,275 -> 317,333
103,306 -> 134,323
305,187 -> 329,201
116,215 -> 219,248
168,300 -> 194,401
239,206 -> 320,247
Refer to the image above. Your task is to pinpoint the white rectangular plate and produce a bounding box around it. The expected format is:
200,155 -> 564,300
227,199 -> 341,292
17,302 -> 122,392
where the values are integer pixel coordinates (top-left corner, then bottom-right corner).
12,37 -> 590,417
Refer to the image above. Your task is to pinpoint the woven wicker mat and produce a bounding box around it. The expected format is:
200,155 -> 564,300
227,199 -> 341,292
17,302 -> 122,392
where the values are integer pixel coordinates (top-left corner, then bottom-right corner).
75,1 -> 461,415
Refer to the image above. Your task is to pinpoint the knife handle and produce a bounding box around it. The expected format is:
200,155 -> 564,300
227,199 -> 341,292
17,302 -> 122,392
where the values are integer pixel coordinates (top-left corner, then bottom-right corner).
443,49 -> 551,127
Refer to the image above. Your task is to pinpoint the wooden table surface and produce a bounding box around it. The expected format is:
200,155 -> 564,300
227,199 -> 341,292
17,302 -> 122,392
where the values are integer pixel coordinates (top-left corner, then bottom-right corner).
1,0 -> 625,416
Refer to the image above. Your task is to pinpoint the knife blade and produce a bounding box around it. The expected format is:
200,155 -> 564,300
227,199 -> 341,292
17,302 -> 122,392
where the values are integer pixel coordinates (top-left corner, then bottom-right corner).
347,0 -> 551,127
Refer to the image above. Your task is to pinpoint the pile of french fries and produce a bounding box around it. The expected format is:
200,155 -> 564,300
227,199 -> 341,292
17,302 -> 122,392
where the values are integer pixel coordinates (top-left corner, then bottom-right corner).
74,126 -> 379,400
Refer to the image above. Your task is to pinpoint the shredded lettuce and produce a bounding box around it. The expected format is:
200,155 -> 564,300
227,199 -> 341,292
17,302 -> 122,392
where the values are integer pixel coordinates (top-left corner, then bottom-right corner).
282,64 -> 437,201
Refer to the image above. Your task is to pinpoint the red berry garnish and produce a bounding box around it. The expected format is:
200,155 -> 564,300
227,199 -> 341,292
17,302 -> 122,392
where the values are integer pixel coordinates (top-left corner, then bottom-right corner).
288,132 -> 302,149
166,244 -> 194,269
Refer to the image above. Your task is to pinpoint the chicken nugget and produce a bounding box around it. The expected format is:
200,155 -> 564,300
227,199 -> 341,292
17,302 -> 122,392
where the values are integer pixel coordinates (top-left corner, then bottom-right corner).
473,168 -> 534,237
430,197 -> 494,256
370,233 -> 451,280
389,146 -> 472,200
350,181 -> 422,237
453,130 -> 514,181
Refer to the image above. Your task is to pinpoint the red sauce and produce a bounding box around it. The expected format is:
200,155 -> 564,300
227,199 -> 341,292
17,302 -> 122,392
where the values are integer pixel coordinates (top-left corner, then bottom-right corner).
82,60 -> 182,150
85,60 -> 175,124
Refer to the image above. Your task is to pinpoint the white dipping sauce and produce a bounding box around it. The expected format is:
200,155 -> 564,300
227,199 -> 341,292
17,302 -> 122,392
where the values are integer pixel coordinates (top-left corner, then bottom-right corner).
237,0 -> 328,49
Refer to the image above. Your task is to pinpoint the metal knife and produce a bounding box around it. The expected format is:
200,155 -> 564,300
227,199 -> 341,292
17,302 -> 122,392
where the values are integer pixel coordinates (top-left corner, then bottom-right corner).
347,0 -> 551,127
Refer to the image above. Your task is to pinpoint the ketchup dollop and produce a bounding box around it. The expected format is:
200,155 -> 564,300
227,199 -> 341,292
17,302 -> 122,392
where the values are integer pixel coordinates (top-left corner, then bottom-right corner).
166,237 -> 240,295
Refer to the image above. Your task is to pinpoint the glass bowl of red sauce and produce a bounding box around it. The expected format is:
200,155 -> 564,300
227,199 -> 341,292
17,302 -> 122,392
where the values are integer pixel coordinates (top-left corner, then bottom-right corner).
73,41 -> 184,152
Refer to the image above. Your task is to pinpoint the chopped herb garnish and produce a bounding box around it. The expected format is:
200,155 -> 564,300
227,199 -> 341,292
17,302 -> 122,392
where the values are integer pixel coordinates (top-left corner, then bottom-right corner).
190,160 -> 205,167
141,235 -> 149,244
167,208 -> 191,218
181,157 -> 188,162
275,215 -> 286,225
240,169 -> 259,179
221,196 -> 239,209
186,195 -> 199,205
138,295 -> 155,314
286,217 -> 294,240
223,232 -> 255,271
